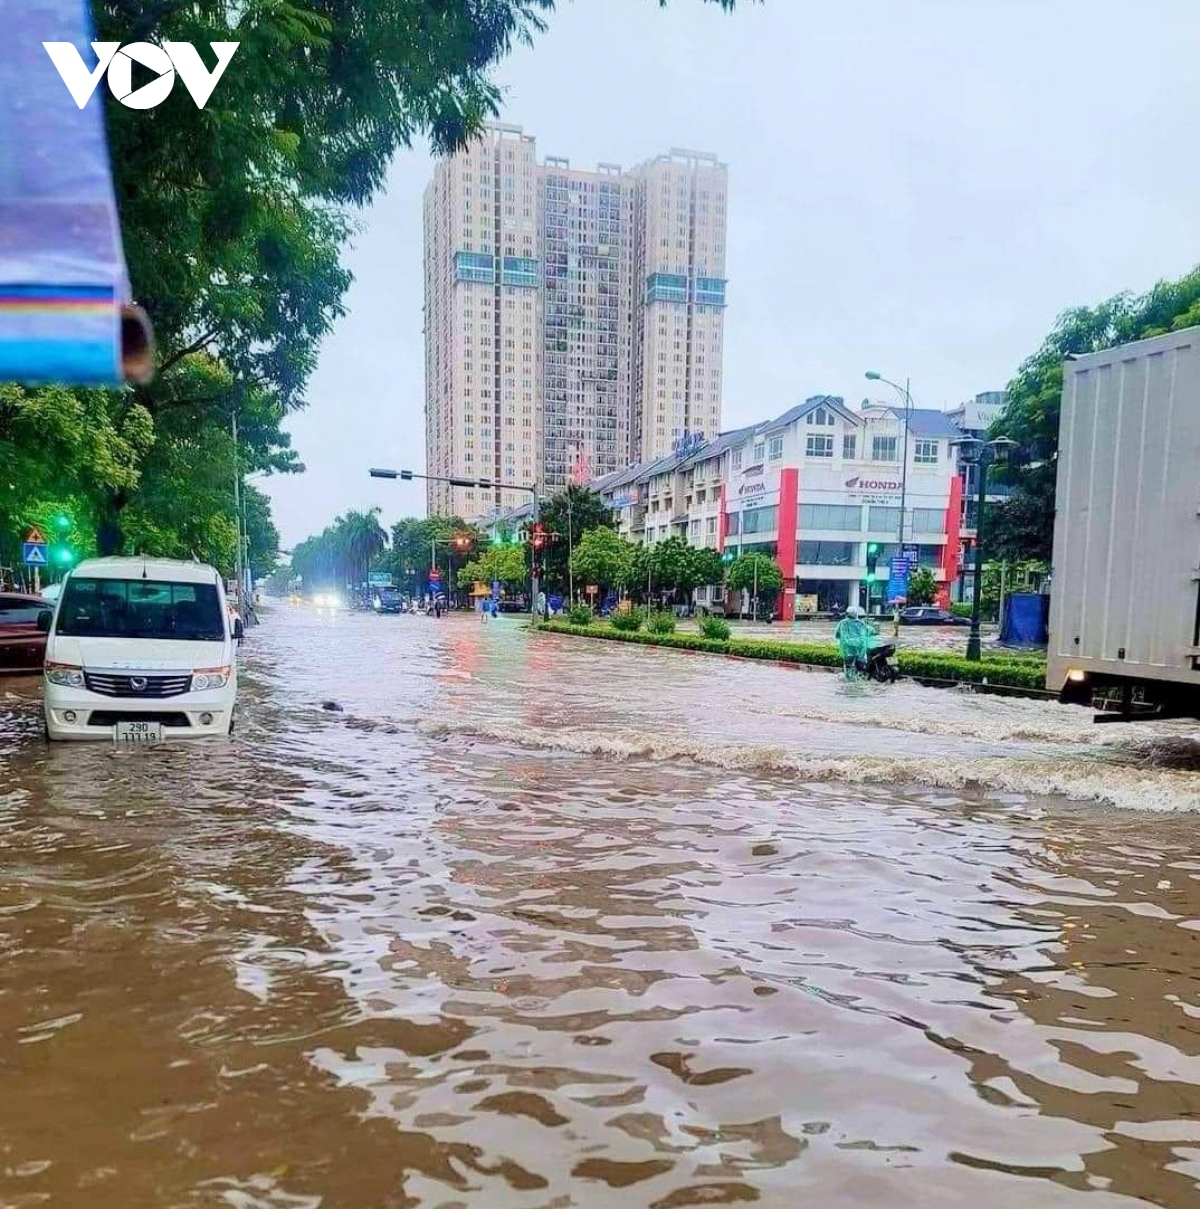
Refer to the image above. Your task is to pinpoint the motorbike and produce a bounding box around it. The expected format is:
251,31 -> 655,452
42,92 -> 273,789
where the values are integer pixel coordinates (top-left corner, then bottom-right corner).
856,641 -> 899,683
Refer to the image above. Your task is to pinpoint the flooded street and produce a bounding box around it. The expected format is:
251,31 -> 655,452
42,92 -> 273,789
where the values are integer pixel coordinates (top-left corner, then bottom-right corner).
3,606 -> 1200,1209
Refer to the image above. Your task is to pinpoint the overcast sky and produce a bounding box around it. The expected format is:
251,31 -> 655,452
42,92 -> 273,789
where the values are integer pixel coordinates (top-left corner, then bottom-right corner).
263,0 -> 1200,546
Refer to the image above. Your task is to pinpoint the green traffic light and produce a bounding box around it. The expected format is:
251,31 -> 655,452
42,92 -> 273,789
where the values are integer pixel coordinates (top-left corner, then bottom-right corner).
55,514 -> 70,530
54,546 -> 74,566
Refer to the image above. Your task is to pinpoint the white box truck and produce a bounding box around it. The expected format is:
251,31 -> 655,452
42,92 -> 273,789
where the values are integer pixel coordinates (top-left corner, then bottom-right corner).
1048,325 -> 1200,719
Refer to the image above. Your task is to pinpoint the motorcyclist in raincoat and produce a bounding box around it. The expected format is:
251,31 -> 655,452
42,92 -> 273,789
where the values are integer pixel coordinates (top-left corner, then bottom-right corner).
834,605 -> 878,677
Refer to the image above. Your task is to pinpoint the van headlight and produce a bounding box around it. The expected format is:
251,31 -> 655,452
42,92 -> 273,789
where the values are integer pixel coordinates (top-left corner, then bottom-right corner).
45,662 -> 84,687
192,666 -> 231,691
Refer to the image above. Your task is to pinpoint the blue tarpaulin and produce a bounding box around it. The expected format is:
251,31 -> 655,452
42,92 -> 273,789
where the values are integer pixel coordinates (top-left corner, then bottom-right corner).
1000,593 -> 1050,645
0,0 -> 148,384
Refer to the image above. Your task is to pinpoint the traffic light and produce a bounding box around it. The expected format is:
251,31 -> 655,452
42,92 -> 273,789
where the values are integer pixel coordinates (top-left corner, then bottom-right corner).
721,548 -> 737,565
865,542 -> 880,582
531,523 -> 547,551
53,545 -> 74,566
452,533 -> 473,552
55,513 -> 71,531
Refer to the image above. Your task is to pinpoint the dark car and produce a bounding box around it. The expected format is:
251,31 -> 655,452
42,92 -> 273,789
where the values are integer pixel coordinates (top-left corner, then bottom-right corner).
900,606 -> 970,626
0,593 -> 53,672
371,585 -> 404,614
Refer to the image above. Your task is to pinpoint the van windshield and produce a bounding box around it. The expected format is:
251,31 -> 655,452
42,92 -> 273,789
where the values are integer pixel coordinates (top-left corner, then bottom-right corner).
56,578 -> 225,641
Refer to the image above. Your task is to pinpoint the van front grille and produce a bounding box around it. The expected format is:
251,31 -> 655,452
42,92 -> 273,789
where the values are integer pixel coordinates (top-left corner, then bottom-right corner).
84,672 -> 192,698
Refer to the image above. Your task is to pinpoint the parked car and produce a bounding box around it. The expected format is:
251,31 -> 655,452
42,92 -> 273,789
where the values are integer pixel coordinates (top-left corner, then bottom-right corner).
0,593 -> 53,673
42,557 -> 240,742
900,606 -> 970,626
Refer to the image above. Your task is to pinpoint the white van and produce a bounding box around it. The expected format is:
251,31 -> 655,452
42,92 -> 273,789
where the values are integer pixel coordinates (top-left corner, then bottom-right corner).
40,557 -> 240,742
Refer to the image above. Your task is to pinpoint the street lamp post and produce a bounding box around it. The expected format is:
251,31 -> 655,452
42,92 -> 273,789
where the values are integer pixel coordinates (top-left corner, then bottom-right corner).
952,437 -> 1016,661
865,371 -> 912,557
370,467 -> 541,617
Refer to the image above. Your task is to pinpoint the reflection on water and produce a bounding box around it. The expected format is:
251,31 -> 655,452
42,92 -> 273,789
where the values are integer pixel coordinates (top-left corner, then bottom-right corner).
1,607 -> 1199,1208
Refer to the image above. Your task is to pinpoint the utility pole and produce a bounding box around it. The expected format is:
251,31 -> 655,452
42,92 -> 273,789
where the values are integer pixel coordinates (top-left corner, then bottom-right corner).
231,408 -> 244,607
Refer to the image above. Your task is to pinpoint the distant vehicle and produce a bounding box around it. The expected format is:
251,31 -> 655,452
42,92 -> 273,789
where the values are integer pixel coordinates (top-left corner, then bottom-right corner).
900,607 -> 969,626
372,585 -> 404,614
1048,326 -> 1200,720
41,557 -> 240,742
0,592 -> 53,673
312,591 -> 344,610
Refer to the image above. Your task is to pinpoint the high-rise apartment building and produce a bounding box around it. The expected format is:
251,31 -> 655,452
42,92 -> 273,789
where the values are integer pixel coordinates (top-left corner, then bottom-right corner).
424,124 -> 728,519
631,150 -> 728,464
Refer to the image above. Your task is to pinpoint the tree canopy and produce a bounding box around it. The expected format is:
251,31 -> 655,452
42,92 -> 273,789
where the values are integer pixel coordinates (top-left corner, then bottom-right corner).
990,265 -> 1200,561
569,527 -> 635,591
459,544 -> 527,591
725,552 -> 783,599
291,508 -> 387,588
538,486 -> 614,591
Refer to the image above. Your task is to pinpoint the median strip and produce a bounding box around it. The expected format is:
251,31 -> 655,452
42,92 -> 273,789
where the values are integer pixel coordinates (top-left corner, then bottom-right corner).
535,620 -> 1049,693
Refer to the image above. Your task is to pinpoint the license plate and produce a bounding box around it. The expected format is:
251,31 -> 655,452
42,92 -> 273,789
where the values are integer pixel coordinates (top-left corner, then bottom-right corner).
115,721 -> 162,744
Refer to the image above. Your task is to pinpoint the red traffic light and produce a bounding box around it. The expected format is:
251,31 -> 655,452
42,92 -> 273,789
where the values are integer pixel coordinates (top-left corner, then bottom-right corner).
531,523 -> 547,550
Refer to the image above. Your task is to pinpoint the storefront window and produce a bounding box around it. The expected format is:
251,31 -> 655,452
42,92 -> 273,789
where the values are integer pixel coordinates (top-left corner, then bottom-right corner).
797,541 -> 857,566
868,505 -> 901,532
800,502 -> 861,531
742,505 -> 778,534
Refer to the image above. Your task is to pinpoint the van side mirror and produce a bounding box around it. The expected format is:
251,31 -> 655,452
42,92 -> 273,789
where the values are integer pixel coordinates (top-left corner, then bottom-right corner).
36,609 -> 52,633
233,618 -> 244,641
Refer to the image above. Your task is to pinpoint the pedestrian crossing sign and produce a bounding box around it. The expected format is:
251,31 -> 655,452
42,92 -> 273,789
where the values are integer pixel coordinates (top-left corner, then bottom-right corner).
22,541 -> 48,566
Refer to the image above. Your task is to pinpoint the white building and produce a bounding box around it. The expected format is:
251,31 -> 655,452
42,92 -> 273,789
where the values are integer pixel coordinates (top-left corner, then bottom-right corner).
596,396 -> 967,619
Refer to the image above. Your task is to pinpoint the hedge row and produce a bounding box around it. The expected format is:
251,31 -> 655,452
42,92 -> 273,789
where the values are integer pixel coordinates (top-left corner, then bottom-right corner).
536,621 -> 1048,691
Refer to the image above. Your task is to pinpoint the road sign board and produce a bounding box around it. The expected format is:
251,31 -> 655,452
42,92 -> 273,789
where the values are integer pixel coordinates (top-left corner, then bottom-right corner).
887,557 -> 911,603
491,579 -> 500,601
902,545 -> 919,561
428,567 -> 441,581
368,572 -> 392,587
22,541 -> 47,566
25,526 -> 45,545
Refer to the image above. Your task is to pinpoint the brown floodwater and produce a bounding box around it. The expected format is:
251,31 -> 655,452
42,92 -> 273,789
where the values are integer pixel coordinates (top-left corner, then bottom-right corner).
2,605 -> 1200,1209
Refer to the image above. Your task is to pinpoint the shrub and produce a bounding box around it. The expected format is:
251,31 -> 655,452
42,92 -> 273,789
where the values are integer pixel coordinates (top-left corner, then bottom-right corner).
646,611 -> 677,635
566,603 -> 593,626
699,615 -> 731,641
949,603 -> 973,618
610,607 -> 645,632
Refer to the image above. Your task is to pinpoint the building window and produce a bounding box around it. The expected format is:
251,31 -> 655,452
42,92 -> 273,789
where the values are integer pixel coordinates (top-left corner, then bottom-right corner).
911,507 -> 945,533
706,516 -> 717,535
752,442 -> 765,464
872,435 -> 899,462
732,448 -> 743,471
742,505 -> 778,535
768,436 -> 784,461
842,434 -> 857,460
800,503 -> 861,531
797,541 -> 857,566
914,439 -> 939,465
725,512 -> 741,536
868,505 -> 902,533
805,434 -> 834,458
806,407 -> 834,426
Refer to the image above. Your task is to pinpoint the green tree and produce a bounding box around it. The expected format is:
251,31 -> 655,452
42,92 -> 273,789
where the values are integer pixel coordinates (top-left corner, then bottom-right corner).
652,535 -> 700,601
538,486 -> 613,591
570,527 -> 634,592
459,544 -> 527,590
243,486 -> 281,581
991,265 -> 1200,561
691,546 -> 726,589
726,552 -> 784,613
290,508 -> 386,589
906,566 -> 937,606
